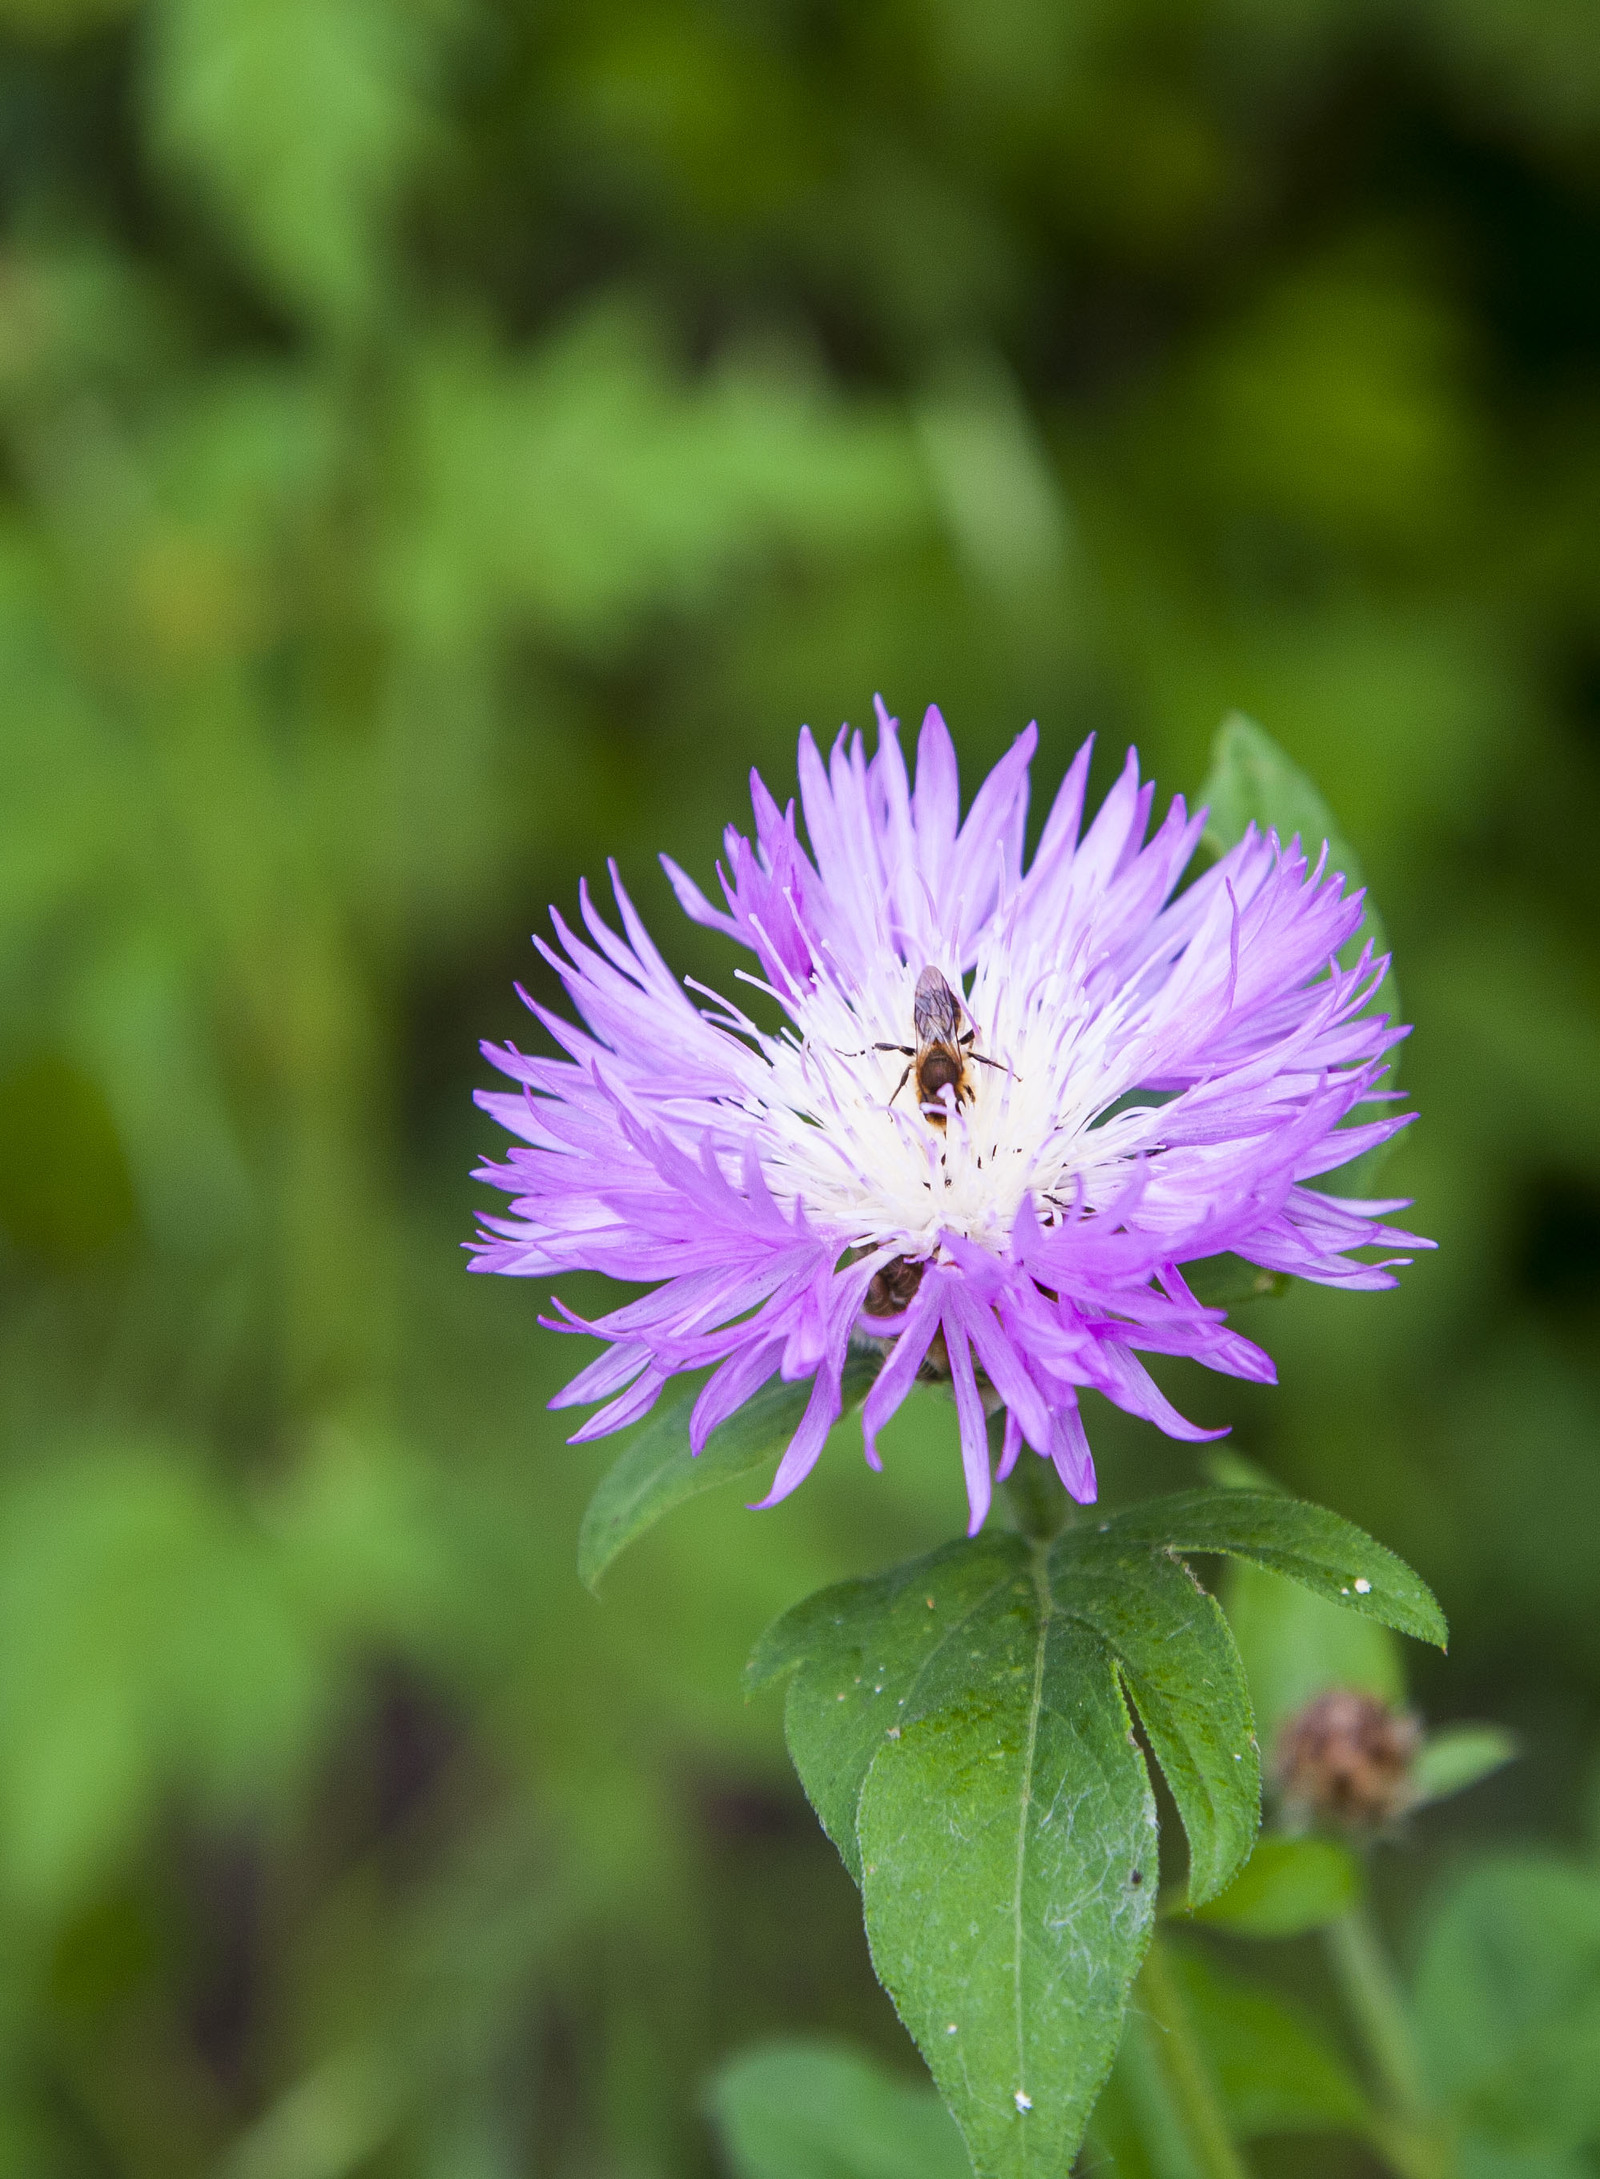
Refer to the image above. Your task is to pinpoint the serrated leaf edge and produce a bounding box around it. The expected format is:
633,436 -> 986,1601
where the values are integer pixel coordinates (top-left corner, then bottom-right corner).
1095,1491 -> 1448,1651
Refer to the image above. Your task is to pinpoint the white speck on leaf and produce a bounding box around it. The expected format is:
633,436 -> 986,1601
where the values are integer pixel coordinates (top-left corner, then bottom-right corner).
1354,1577 -> 1372,1594
887,1726 -> 901,1739
1015,2091 -> 1032,2113
945,2024 -> 958,2035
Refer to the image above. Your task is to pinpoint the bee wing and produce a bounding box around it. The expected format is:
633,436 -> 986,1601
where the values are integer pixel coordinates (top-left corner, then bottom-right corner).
912,965 -> 963,1042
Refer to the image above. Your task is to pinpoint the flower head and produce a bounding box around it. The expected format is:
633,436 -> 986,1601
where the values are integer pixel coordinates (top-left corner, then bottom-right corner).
1275,1690 -> 1422,1829
472,704 -> 1426,1533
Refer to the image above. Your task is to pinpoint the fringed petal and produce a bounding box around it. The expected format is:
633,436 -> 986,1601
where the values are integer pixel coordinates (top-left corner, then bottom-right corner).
472,706 -> 1429,1527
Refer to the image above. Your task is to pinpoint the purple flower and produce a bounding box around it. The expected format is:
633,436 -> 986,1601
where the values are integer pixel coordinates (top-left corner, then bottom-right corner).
472,705 -> 1427,1534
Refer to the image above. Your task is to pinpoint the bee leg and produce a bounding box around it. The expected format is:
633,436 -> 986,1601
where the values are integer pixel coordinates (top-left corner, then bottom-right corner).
841,1042 -> 914,1059
958,1030 -> 1014,1077
888,1064 -> 913,1108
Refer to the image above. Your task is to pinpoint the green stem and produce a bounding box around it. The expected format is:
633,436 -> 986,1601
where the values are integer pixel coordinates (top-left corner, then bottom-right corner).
1327,1903 -> 1426,2117
1325,1903 -> 1452,2179
997,1421 -> 1071,1541
1135,1934 -> 1254,2179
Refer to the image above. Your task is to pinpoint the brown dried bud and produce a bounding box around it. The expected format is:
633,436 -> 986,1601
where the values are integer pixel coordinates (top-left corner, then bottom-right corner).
1274,1688 -> 1422,1829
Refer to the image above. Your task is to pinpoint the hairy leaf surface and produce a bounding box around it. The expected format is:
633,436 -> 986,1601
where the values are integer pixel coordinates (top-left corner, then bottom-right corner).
1103,1491 -> 1447,1649
1052,1522 -> 1258,1907
858,1609 -> 1156,2179
751,1487 -> 1442,2176
748,1535 -> 1024,1882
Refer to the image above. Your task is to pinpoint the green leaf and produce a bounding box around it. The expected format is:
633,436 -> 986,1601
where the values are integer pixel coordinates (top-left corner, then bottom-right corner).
1171,1946 -> 1374,2139
1200,715 -> 1386,969
577,1350 -> 879,1593
1092,1938 -> 1376,2165
751,1513 -> 1259,1909
1105,1491 -> 1448,1650
1198,715 -> 1399,1196
1414,1857 -> 1600,2153
750,1488 -> 1436,2175
1224,1562 -> 1406,1747
707,2039 -> 971,2179
1408,1725 -> 1517,1812
1192,1836 -> 1361,1937
856,1605 -> 1157,2179
1051,1522 -> 1260,1907
753,1532 -> 1162,2174
747,1535 -> 1022,1886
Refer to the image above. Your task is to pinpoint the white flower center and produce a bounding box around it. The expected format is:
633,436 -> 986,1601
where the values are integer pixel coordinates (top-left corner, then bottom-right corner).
748,948 -> 1165,1259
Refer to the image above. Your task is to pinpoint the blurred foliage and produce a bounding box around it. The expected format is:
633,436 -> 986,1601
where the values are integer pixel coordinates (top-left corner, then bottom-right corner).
707,2040 -> 968,2179
0,0 -> 1597,2173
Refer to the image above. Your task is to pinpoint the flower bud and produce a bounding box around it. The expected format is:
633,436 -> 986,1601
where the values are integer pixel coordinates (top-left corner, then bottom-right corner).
1274,1688 -> 1421,1829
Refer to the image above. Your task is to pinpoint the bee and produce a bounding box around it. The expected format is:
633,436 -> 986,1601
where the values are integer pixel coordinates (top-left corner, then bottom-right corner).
868,965 -> 1007,1129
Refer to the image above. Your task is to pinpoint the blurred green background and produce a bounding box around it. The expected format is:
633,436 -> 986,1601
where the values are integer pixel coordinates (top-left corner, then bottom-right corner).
0,0 -> 1597,2171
